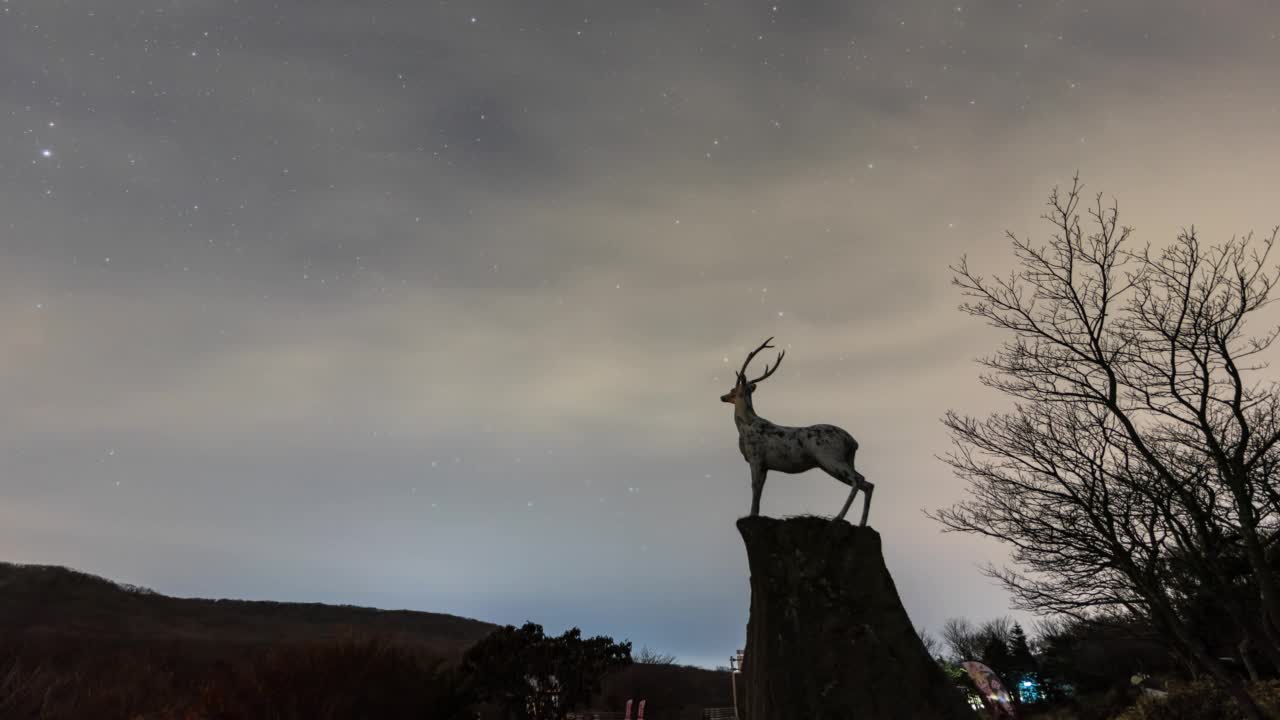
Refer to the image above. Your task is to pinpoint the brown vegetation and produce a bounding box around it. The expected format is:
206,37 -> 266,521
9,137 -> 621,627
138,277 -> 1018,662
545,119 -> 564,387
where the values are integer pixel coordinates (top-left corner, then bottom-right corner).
1,633 -> 470,719
596,663 -> 734,720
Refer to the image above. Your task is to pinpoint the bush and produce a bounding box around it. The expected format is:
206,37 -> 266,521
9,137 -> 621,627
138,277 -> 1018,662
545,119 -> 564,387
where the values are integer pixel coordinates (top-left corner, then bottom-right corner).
192,636 -> 472,720
597,663 -> 733,720
1114,680 -> 1280,720
0,633 -> 472,720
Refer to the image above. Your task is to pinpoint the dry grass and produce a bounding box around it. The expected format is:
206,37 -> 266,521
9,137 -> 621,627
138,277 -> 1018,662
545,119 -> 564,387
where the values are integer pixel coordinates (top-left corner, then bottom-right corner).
0,634 -> 470,720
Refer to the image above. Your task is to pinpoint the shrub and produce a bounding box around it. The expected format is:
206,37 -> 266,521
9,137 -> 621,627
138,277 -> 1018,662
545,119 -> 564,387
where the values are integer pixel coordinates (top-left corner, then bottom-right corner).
0,640 -> 196,719
0,633 -> 472,720
1114,680 -> 1280,720
192,636 -> 472,720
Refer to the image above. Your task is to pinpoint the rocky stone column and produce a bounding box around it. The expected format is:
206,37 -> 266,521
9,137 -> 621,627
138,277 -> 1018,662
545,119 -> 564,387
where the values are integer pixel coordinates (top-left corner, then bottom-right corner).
738,516 -> 972,720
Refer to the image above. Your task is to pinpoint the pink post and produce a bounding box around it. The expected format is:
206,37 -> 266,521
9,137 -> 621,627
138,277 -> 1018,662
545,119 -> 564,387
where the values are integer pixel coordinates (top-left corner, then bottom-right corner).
624,699 -> 633,720
637,699 -> 646,719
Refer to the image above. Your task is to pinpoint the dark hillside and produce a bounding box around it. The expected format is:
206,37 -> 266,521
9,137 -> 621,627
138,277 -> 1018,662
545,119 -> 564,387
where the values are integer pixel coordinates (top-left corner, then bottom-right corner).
0,562 -> 495,657
0,562 -> 738,719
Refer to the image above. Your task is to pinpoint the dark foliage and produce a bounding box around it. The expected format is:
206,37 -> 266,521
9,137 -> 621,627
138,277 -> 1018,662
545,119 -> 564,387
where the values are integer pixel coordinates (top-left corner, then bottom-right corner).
461,621 -> 632,720
981,634 -> 1015,680
0,633 -> 470,720
938,616 -> 1012,664
1116,680 -> 1280,720
1035,617 -> 1179,699
1003,623 -> 1042,705
597,663 -> 734,720
194,636 -> 472,720
0,634 -> 201,719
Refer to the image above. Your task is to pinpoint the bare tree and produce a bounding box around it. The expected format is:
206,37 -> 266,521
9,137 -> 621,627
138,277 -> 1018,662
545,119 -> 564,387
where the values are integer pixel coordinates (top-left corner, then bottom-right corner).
633,646 -> 678,665
932,176 -> 1280,719
917,626 -> 943,660
939,618 -> 981,663
938,616 -> 1014,664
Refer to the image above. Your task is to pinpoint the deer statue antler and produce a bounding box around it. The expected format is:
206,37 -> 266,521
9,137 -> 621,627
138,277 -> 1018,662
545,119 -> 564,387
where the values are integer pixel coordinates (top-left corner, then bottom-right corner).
738,337 -> 786,385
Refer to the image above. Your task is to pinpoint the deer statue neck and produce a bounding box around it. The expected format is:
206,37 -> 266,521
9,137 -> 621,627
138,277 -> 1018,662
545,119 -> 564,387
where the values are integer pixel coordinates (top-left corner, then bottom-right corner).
734,390 -> 758,425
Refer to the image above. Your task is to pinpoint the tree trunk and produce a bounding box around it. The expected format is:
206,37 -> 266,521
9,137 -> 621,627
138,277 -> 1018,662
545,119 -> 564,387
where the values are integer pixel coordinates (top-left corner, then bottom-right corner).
1220,596 -> 1280,679
1240,638 -> 1262,684
1236,495 -> 1280,643
1258,614 -> 1280,676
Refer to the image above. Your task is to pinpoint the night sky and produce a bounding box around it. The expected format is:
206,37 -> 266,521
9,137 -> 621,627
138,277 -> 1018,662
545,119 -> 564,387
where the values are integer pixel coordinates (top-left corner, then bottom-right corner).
4,1 -> 1280,668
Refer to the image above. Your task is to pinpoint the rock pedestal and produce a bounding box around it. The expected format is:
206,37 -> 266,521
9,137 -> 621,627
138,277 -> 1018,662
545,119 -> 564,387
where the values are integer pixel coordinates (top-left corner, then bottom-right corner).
738,516 -> 971,720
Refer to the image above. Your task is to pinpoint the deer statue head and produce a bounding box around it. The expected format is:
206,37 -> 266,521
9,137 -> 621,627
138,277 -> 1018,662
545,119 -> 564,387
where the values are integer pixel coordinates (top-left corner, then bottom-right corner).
720,337 -> 785,407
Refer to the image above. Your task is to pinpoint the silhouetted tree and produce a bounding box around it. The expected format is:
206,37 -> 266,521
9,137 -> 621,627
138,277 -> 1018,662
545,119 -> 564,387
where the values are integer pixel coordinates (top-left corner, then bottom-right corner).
939,616 -> 1013,663
633,646 -> 677,665
981,634 -> 1015,680
550,628 -> 633,716
1033,615 -> 1177,701
916,626 -> 943,661
1005,623 -> 1039,704
939,618 -> 981,663
461,622 -> 631,720
932,176 -> 1280,719
1007,624 -> 1033,664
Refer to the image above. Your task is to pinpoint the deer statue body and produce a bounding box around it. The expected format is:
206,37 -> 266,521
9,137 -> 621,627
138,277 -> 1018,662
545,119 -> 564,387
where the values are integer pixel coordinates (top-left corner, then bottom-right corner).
721,338 -> 874,525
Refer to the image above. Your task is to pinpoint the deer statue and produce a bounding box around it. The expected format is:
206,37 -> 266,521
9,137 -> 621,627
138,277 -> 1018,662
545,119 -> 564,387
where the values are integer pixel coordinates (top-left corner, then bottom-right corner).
720,337 -> 874,525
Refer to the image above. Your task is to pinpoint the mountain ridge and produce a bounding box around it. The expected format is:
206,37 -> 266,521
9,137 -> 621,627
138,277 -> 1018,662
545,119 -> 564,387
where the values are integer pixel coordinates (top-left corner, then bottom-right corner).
0,560 -> 497,657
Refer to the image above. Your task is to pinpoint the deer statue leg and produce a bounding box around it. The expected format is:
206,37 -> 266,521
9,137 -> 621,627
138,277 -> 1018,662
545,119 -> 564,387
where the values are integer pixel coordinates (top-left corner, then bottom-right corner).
823,463 -> 862,522
750,464 -> 767,517
858,479 -> 875,527
835,483 -> 859,522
